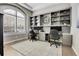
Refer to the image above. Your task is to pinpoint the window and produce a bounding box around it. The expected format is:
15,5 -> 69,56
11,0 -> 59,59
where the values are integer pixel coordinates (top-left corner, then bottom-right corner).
17,11 -> 24,18
3,9 -> 16,15
17,11 -> 25,32
4,14 -> 16,33
3,9 -> 25,33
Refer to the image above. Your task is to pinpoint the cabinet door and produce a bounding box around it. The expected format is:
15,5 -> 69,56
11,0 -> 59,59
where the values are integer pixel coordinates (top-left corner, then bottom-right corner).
39,32 -> 45,41
63,35 -> 72,46
0,14 -> 3,56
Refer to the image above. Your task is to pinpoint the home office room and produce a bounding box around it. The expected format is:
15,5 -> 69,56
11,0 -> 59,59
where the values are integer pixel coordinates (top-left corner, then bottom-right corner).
0,2 -> 79,56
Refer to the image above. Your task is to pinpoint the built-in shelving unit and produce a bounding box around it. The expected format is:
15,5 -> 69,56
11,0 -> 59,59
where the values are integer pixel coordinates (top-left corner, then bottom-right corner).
30,16 -> 40,27
40,15 -> 44,26
51,9 -> 71,27
30,17 -> 35,27
35,16 -> 40,26
51,11 -> 60,26
30,8 -> 71,33
60,9 -> 71,26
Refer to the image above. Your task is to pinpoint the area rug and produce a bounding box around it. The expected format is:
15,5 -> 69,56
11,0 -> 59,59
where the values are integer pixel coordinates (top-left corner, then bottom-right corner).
11,40 -> 62,56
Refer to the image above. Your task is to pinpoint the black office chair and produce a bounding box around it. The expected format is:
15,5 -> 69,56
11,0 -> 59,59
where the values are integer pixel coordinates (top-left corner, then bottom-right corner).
49,29 -> 61,48
29,29 -> 37,41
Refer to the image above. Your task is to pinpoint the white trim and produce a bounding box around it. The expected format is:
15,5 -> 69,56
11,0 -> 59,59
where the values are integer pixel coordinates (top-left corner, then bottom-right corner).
18,3 -> 32,11
72,46 -> 79,56
4,37 -> 28,45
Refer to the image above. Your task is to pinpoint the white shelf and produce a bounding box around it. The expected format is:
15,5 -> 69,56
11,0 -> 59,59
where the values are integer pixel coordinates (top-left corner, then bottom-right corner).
31,25 -> 71,27
62,33 -> 72,35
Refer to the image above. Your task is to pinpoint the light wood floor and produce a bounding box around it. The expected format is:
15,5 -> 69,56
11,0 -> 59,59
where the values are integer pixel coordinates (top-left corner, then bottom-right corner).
4,40 -> 76,56
4,44 -> 22,56
62,45 -> 76,56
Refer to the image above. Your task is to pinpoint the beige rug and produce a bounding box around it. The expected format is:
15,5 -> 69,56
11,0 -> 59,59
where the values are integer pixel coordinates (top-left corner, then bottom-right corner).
11,40 -> 62,56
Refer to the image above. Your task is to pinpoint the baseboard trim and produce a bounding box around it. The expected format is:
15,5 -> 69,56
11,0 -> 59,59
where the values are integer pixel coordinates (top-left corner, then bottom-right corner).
4,37 -> 28,45
72,46 -> 79,56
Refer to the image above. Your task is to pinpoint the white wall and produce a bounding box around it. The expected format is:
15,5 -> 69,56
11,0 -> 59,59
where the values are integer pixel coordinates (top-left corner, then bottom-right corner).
71,3 -> 79,56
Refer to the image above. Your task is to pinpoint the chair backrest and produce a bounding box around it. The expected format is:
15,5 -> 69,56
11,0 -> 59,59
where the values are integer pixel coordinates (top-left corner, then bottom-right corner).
50,29 -> 60,40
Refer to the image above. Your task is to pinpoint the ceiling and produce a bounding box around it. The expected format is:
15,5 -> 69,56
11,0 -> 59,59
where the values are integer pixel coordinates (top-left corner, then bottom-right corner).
26,3 -> 58,11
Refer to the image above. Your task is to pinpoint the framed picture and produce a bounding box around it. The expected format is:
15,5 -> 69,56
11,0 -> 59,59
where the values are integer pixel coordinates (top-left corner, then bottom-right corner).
43,15 -> 50,24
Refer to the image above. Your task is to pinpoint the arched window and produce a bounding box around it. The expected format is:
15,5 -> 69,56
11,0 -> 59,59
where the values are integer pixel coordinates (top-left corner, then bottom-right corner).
3,9 -> 25,33
3,9 -> 16,15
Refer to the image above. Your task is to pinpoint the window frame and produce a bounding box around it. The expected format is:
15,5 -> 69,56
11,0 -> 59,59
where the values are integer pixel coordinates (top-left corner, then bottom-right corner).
3,9 -> 26,33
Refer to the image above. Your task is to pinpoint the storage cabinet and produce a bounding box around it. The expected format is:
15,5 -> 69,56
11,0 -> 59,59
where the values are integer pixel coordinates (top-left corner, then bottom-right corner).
62,34 -> 72,47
